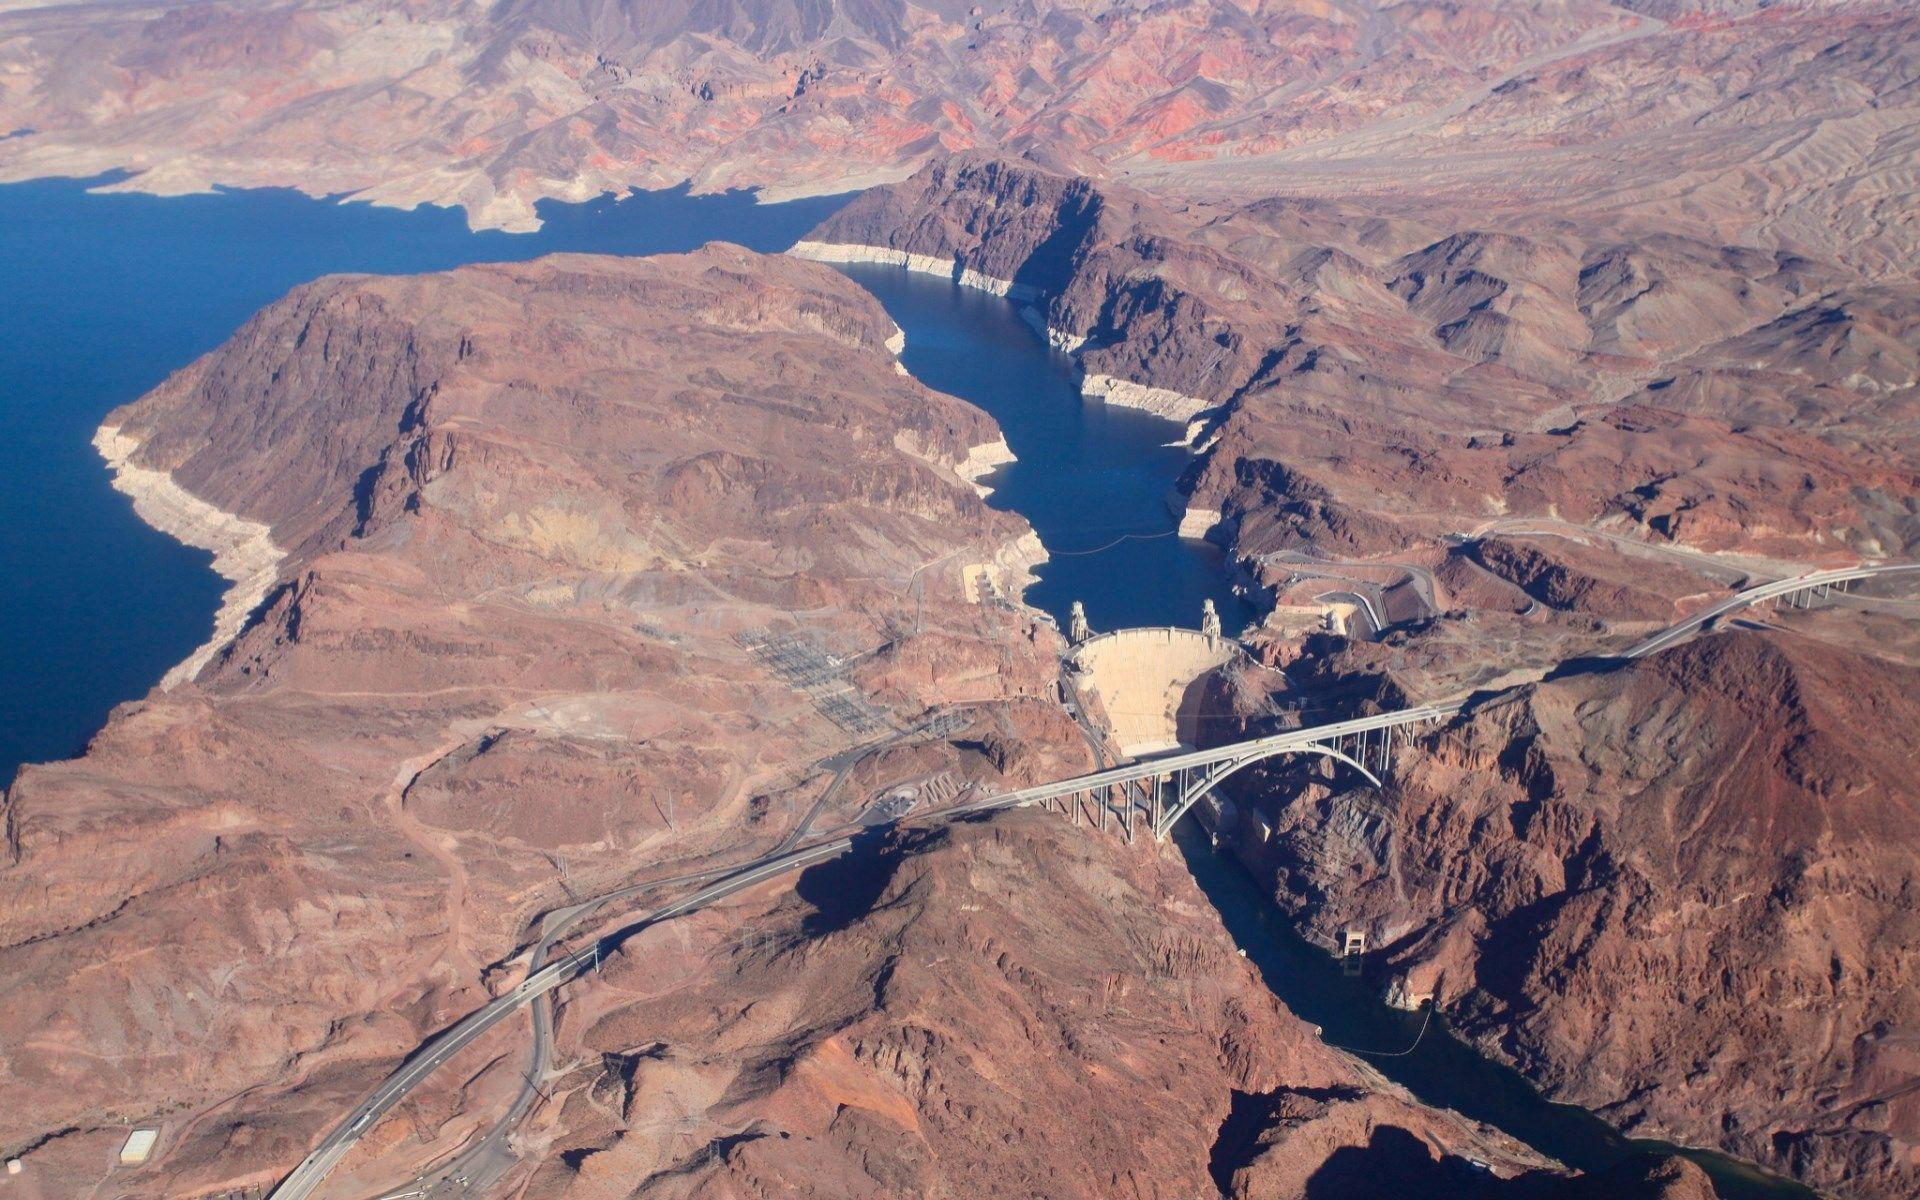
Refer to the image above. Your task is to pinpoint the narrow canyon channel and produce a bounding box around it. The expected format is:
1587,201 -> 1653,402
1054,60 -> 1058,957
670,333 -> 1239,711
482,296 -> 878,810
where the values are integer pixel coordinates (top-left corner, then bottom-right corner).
4,183 -> 1809,1198
836,263 -> 1814,1200
833,262 -> 1255,638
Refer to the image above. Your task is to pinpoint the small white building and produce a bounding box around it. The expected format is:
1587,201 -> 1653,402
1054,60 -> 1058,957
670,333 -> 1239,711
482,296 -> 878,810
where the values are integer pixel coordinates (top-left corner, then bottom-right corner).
118,1129 -> 158,1166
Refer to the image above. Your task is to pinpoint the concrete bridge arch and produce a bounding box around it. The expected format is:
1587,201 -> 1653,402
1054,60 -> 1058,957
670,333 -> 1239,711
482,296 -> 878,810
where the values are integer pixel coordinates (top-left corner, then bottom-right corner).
1151,738 -> 1384,840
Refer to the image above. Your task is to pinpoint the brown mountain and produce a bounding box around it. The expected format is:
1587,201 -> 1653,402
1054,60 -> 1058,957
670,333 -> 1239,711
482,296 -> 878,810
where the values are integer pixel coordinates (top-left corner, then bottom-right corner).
1,0 -> 1915,277
802,154 -> 1920,569
1224,630 -> 1920,1197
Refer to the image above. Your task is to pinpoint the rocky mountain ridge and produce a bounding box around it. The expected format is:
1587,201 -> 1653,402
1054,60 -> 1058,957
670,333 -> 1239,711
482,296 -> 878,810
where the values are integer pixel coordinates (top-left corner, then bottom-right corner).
802,154 -> 1920,567
2,0 -> 1916,278
1217,629 -> 1920,1198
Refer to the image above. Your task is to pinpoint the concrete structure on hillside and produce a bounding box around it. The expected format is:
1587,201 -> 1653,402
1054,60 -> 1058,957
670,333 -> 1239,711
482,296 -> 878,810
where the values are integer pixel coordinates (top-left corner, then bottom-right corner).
1263,598 -> 1355,639
1068,626 -> 1242,756
1068,600 -> 1092,644
119,1129 -> 158,1166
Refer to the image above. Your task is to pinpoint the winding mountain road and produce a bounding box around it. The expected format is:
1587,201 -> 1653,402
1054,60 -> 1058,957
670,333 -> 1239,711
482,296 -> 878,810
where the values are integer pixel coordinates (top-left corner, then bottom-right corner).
272,559 -> 1920,1200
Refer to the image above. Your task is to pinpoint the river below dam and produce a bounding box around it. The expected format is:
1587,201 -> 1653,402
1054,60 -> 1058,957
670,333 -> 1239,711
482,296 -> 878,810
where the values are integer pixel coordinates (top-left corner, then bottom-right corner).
1,180 -> 1807,1198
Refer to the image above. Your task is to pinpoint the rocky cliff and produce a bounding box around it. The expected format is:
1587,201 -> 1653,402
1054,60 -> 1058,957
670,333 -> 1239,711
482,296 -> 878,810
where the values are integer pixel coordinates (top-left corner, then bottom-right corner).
1224,630 -> 1920,1197
802,155 -> 1920,570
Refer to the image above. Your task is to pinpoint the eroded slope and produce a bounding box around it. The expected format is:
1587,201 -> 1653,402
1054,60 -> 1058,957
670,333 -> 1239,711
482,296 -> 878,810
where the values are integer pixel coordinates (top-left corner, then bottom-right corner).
0,246 -> 1065,1196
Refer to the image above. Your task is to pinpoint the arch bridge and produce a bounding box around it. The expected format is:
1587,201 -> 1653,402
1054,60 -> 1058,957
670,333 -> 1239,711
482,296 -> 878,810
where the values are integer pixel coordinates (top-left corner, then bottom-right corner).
961,703 -> 1458,842
983,563 -> 1920,843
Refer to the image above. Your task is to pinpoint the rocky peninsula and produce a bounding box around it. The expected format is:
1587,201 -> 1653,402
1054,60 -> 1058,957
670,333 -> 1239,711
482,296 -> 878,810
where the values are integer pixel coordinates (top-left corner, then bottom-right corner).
2,247 -> 1068,1194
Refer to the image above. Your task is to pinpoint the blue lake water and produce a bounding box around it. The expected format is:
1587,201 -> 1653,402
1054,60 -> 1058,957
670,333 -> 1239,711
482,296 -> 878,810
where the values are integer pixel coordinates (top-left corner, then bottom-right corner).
833,263 -> 1254,640
0,175 -> 849,782
0,191 -> 1253,783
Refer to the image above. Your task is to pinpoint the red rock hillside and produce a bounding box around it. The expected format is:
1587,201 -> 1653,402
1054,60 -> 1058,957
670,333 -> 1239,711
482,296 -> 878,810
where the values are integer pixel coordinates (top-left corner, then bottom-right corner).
1224,630 -> 1920,1198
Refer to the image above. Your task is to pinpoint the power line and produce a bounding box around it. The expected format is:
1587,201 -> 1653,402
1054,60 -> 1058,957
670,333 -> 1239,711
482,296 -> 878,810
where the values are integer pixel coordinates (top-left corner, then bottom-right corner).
1326,1002 -> 1434,1058
1049,529 -> 1180,557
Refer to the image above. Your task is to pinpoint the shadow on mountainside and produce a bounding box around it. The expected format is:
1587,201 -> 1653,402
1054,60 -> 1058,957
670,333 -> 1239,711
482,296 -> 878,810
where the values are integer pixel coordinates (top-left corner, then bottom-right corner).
793,827 -> 904,936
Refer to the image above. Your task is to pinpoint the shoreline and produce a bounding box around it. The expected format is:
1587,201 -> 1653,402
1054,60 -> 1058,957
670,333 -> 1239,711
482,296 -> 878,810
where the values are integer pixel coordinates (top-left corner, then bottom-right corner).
791,239 -> 1215,427
93,425 -> 285,689
789,239 -> 1042,301
953,437 -> 1017,498
1080,374 -> 1214,424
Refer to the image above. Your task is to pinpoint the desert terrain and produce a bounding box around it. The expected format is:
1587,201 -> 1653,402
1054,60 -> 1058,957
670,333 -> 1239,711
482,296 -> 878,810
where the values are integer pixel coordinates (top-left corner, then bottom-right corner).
1,1 -> 1918,1197
0,244 -> 1739,1199
0,0 -> 1910,272
790,139 -> 1920,1193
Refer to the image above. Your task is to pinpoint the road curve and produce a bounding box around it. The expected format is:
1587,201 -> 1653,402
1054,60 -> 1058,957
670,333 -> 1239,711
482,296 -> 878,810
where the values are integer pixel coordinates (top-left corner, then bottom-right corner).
270,559 -> 1919,1199
268,839 -> 853,1200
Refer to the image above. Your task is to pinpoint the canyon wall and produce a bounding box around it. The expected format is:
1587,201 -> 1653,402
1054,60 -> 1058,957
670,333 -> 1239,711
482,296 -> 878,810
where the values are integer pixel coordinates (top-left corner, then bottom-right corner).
1219,630 -> 1920,1198
804,155 -> 1920,571
804,152 -> 1920,1197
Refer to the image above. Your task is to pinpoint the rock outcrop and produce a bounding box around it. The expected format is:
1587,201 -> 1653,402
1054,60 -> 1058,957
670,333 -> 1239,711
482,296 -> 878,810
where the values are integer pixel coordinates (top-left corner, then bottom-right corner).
1224,630 -> 1920,1198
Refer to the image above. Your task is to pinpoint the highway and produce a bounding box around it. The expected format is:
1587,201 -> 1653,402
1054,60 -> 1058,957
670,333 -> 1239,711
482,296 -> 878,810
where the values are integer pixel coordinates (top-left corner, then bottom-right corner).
1623,564 -> 1920,658
370,714 -> 975,1199
269,838 -> 853,1200
974,563 -> 1920,816
269,559 -> 1920,1200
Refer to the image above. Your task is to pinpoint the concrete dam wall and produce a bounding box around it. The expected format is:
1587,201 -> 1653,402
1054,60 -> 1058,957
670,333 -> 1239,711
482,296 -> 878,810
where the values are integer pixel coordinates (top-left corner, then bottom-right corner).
1069,627 -> 1240,756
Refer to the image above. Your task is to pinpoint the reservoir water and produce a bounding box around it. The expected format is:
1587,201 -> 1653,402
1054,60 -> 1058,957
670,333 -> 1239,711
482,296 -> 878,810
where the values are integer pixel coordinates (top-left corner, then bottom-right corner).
834,263 -> 1254,641
0,175 -> 847,782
